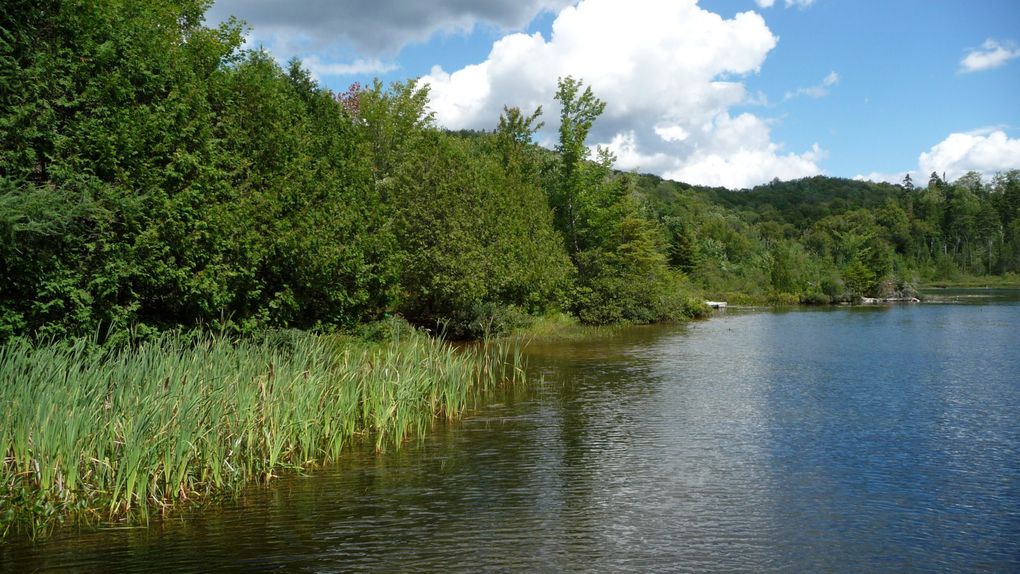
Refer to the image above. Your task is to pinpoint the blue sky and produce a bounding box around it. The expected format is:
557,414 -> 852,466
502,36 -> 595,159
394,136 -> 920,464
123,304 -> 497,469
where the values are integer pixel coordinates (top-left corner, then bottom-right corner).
207,0 -> 1020,189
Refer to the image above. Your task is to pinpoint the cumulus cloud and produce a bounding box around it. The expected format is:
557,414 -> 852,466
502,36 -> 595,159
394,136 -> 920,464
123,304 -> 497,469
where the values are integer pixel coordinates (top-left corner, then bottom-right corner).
918,129 -> 1020,181
959,39 -> 1020,73
207,0 -> 572,55
855,129 -> 1020,185
603,115 -> 826,189
755,0 -> 776,8
422,0 -> 823,189
660,116 -> 827,188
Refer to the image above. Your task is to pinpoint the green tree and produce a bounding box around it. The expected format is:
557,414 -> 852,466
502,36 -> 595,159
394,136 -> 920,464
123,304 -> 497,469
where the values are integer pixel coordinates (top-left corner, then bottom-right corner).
356,79 -> 434,184
552,76 -> 606,258
1,2 -> 398,339
548,77 -> 692,323
495,105 -> 544,181
1,0 -> 245,338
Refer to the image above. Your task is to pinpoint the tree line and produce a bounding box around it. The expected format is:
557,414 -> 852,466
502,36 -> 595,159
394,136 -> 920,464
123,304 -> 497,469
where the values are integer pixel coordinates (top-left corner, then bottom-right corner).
1,0 -> 702,343
3,1 -> 1016,343
640,169 -> 1020,304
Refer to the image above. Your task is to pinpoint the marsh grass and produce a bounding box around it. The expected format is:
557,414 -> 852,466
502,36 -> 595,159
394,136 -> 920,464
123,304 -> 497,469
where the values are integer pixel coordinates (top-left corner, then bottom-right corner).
922,272 -> 1020,288
508,312 -> 629,341
0,330 -> 526,538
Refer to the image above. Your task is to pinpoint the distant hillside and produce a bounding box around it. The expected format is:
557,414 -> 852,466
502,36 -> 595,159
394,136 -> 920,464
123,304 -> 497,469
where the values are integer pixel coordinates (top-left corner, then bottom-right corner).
632,173 -> 903,229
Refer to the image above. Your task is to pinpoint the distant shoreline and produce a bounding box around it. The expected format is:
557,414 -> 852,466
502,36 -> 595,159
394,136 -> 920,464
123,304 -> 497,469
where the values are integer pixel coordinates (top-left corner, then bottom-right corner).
921,277 -> 1020,289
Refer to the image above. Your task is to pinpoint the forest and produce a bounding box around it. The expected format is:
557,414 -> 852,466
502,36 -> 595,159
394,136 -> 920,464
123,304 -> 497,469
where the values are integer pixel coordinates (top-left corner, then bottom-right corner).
642,170 -> 1020,304
3,0 -> 1019,344
0,0 -> 702,344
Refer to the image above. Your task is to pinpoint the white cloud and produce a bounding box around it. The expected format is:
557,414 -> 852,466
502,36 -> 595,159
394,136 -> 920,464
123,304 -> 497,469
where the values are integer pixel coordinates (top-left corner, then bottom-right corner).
661,116 -> 827,189
654,125 -> 690,143
784,70 -> 839,100
959,39 -> 1020,73
423,0 -> 823,189
918,130 -> 1020,181
755,0 -> 776,8
855,129 -> 1020,185
207,0 -> 572,55
303,56 -> 398,78
853,172 -> 906,185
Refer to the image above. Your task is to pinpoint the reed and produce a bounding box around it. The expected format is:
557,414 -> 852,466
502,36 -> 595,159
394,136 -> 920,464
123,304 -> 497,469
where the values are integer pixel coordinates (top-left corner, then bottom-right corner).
0,329 -> 527,538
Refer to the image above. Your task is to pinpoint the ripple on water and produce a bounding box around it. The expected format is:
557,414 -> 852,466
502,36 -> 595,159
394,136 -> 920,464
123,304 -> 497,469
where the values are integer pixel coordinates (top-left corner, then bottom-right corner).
3,304 -> 1020,572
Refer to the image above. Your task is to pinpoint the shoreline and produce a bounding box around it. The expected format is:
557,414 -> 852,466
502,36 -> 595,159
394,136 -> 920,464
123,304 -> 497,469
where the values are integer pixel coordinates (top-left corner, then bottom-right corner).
0,331 -> 527,541
5,284 -> 1018,540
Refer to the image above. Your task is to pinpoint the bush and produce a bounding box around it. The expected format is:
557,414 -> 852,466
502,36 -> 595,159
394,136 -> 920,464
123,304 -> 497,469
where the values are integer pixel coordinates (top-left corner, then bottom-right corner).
452,304 -> 534,339
800,292 -> 831,305
351,315 -> 419,343
767,291 -> 800,306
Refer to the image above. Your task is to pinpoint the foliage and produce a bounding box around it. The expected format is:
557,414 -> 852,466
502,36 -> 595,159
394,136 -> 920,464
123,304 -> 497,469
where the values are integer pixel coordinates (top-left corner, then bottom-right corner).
638,169 -> 1020,302
3,0 -> 1015,345
0,329 -> 527,537
0,1 -> 395,340
546,77 -> 695,324
385,121 -> 571,336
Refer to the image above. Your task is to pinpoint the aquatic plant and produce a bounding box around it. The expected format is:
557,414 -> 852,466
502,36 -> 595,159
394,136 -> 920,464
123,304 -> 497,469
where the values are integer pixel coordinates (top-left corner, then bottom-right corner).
0,330 -> 526,538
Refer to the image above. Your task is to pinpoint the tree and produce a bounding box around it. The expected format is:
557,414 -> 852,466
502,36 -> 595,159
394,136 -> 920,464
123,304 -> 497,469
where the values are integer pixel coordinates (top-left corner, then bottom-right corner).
356,79 -> 434,184
0,3 -> 403,340
547,77 -> 688,324
495,105 -> 544,181
0,0 -> 247,339
552,76 -> 606,257
901,173 -> 915,192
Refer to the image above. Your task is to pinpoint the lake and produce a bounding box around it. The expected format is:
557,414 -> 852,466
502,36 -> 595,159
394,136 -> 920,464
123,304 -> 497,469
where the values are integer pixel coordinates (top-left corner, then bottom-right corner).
3,292 -> 1019,572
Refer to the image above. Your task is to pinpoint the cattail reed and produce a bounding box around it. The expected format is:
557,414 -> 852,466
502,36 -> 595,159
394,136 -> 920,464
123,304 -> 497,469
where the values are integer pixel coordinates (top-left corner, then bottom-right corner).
0,330 -> 527,538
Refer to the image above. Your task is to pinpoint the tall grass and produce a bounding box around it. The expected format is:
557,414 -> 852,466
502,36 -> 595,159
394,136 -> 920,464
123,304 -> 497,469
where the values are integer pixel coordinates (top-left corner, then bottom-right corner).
0,330 -> 526,538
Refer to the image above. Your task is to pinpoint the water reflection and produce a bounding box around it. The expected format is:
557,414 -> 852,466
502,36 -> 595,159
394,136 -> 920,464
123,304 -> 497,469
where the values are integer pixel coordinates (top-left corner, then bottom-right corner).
3,303 -> 1019,572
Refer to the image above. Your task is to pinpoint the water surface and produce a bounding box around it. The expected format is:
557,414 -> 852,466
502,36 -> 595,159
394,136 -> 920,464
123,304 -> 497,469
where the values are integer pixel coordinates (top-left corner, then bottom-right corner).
4,297 -> 1019,572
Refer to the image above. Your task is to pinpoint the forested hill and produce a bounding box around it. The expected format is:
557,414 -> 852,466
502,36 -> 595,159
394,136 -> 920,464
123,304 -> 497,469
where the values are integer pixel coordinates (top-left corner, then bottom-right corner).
629,169 -> 1020,304
635,173 -> 902,226
708,176 -> 902,226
